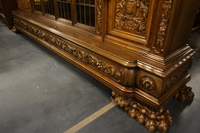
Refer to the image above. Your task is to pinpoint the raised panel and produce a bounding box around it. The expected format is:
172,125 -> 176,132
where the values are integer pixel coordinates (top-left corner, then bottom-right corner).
17,0 -> 32,12
115,0 -> 149,36
107,0 -> 154,46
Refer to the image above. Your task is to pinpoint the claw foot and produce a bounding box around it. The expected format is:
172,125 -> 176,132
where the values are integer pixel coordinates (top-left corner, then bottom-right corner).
174,86 -> 194,102
112,91 -> 172,133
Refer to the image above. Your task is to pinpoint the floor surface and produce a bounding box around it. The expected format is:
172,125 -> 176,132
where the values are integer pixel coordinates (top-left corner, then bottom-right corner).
0,18 -> 200,133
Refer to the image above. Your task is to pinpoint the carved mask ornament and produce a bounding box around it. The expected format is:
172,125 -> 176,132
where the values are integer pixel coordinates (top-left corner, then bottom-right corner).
125,0 -> 137,16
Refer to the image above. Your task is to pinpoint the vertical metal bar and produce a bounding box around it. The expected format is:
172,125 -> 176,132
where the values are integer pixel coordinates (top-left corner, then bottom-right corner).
52,0 -> 54,14
89,0 -> 91,26
58,2 -> 60,17
50,0 -> 53,14
61,2 -> 63,18
34,3 -> 36,10
44,0 -> 47,13
47,0 -> 50,14
84,0 -> 86,24
44,0 -> 48,13
60,2 -> 63,18
66,3 -> 69,19
79,0 -> 81,23
49,0 -> 52,14
63,2 -> 66,18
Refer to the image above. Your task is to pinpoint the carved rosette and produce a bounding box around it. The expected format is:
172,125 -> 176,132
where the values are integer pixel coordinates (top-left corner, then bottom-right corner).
112,92 -> 173,133
96,0 -> 102,34
153,0 -> 173,54
140,76 -> 157,93
14,18 -> 124,83
115,0 -> 149,36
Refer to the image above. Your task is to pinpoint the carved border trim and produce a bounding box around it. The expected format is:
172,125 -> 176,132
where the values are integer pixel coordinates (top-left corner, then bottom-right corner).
14,18 -> 124,83
96,0 -> 102,34
152,0 -> 173,54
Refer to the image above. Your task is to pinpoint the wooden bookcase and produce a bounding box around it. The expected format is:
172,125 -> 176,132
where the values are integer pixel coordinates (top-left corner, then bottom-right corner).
12,0 -> 200,132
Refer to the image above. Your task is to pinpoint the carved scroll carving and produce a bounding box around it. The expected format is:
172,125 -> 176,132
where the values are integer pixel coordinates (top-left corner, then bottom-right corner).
96,0 -> 102,34
140,76 -> 157,93
153,0 -> 173,54
115,0 -> 149,36
14,18 -> 124,83
112,92 -> 173,133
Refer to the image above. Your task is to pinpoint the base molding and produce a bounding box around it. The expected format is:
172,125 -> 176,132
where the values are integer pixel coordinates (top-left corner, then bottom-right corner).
112,91 -> 172,133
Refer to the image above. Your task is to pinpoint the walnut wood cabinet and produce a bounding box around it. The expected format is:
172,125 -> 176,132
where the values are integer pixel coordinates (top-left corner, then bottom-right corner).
0,0 -> 18,29
12,0 -> 200,132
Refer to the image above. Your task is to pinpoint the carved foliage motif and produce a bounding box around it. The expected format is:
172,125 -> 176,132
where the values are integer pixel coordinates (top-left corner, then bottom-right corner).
153,0 -> 173,54
14,18 -> 124,83
140,76 -> 156,93
112,92 -> 173,133
166,62 -> 191,92
115,0 -> 149,36
96,0 -> 102,34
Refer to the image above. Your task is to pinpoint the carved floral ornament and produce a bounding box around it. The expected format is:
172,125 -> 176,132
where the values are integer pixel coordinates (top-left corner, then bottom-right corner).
140,76 -> 157,93
14,18 -> 124,83
115,0 -> 149,36
153,0 -> 173,54
96,0 -> 102,34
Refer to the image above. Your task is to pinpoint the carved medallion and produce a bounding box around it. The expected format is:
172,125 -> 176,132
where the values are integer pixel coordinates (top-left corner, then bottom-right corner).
140,76 -> 156,93
115,0 -> 149,36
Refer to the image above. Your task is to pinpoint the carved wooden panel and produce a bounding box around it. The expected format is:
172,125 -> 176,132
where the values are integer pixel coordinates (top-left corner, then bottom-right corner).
17,0 -> 32,12
115,0 -> 149,36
